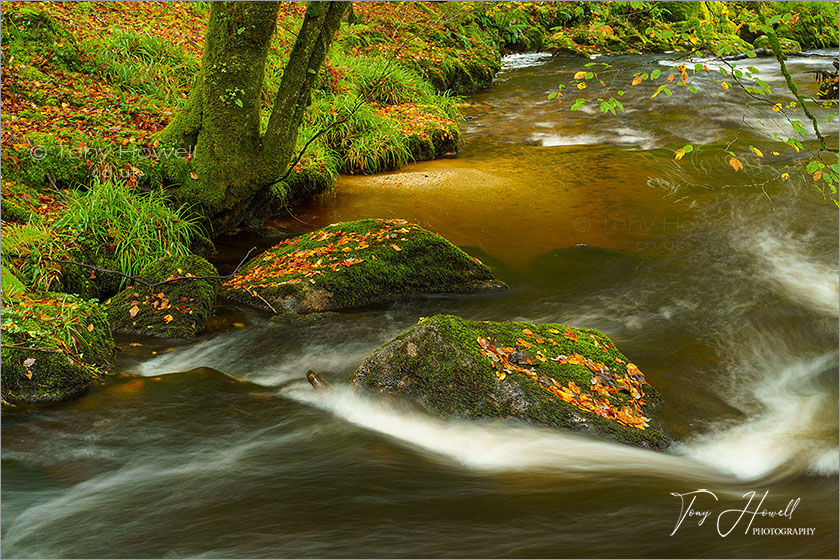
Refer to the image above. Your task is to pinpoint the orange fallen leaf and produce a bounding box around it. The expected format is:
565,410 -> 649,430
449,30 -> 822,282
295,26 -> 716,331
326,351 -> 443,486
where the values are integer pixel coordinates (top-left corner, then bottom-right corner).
391,244 -> 401,251
728,157 -> 743,172
129,305 -> 140,318
163,314 -> 174,324
190,171 -> 198,180
87,323 -> 94,332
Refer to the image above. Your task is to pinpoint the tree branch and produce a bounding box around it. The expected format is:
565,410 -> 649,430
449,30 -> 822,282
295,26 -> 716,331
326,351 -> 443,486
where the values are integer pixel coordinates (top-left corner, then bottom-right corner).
6,247 -> 259,293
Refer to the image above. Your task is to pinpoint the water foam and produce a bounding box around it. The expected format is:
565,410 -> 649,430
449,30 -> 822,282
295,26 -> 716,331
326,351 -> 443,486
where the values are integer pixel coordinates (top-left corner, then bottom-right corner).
284,383 -> 734,483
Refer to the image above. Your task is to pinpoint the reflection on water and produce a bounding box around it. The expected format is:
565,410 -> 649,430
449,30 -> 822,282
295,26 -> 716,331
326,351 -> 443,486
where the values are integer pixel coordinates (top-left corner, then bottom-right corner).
3,51 -> 838,558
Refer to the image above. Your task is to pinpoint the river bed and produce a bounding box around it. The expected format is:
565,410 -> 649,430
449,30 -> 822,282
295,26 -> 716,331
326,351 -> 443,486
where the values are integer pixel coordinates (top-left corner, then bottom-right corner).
2,51 -> 838,558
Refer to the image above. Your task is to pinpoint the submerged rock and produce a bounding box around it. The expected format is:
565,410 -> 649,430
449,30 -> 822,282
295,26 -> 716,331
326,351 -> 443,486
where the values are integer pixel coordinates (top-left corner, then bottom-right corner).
1,292 -> 115,405
106,255 -> 219,338
221,219 -> 504,314
349,315 -> 672,450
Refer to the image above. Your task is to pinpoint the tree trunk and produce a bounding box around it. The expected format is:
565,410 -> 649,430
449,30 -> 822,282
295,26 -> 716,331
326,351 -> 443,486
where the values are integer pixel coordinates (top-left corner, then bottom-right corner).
155,1 -> 347,233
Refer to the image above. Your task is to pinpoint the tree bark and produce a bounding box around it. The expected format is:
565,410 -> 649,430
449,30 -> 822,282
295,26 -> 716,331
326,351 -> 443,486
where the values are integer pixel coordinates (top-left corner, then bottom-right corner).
154,1 -> 347,233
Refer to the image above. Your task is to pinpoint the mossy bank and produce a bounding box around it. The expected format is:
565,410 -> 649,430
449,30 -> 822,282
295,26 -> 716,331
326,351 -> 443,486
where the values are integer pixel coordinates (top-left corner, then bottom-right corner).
349,314 -> 672,450
222,219 -> 505,314
1,291 -> 115,405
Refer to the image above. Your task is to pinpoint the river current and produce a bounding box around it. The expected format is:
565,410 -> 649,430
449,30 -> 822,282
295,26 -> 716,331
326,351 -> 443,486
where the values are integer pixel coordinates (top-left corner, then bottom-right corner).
2,51 -> 838,558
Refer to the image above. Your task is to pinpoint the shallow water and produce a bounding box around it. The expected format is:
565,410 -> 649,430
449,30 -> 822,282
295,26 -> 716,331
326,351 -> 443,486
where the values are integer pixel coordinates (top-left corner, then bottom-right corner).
3,51 -> 838,558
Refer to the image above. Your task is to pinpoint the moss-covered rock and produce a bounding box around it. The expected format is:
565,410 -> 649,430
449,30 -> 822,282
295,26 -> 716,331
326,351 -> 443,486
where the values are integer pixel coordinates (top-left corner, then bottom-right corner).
106,255 -> 218,338
753,35 -> 801,55
60,237 -> 123,301
1,292 -> 115,405
349,315 -> 672,450
222,219 -> 505,314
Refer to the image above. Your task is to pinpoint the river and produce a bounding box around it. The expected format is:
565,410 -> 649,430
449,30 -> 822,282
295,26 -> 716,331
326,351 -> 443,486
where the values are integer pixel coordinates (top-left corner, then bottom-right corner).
2,51 -> 838,558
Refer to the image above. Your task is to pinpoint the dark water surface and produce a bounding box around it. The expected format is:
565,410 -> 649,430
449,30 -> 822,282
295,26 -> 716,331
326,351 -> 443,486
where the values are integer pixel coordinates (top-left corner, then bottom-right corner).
3,52 -> 838,558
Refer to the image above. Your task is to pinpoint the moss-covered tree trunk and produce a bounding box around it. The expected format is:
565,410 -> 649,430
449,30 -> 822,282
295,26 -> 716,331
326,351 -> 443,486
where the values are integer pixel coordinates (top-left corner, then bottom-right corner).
155,1 -> 347,233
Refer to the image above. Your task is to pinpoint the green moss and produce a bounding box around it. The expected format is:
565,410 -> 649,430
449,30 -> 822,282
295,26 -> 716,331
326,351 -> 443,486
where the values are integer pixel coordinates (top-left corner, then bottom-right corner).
1,133 -> 93,191
1,292 -> 114,406
60,237 -> 123,300
753,35 -> 801,54
223,219 -> 504,313
1,198 -> 34,223
350,315 -> 672,450
699,29 -> 756,56
106,255 -> 218,338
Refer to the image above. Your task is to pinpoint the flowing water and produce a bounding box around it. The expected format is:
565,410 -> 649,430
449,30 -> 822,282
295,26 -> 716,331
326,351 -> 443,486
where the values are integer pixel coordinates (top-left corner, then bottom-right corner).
3,52 -> 838,558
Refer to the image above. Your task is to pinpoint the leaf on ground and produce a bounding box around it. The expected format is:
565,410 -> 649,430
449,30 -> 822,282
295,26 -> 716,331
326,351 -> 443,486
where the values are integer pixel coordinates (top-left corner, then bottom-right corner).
129,305 -> 140,318
728,157 -> 744,172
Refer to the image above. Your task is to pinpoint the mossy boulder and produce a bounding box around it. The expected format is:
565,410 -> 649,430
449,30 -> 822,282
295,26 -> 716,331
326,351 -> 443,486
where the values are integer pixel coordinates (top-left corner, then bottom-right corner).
700,30 -> 756,57
106,255 -> 218,338
60,237 -> 124,301
222,219 -> 504,314
349,315 -> 672,450
1,292 -> 115,405
752,35 -> 802,55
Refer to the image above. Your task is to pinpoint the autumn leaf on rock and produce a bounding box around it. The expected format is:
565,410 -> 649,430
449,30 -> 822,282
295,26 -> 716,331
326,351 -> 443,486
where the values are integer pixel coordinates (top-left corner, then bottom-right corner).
631,75 -> 643,86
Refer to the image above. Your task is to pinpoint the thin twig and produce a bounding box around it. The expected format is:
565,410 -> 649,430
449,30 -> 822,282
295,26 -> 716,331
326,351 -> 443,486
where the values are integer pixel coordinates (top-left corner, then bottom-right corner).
0,344 -> 64,353
250,290 -> 278,314
6,246 -> 260,293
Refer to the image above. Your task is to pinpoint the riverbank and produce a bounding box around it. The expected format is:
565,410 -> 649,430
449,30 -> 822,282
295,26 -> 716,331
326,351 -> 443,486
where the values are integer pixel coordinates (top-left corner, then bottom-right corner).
3,2 -> 837,228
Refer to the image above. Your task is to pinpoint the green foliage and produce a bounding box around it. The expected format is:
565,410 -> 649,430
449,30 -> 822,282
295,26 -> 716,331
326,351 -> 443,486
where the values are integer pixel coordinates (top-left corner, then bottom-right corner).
350,56 -> 436,106
761,1 -> 839,48
315,97 -> 413,174
1,223 -> 66,293
53,179 -> 202,285
89,29 -> 199,102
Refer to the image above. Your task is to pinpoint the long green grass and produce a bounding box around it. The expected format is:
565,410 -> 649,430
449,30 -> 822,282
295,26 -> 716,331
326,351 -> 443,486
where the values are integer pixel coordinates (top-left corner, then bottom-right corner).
308,93 -> 414,174
53,179 -> 201,284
